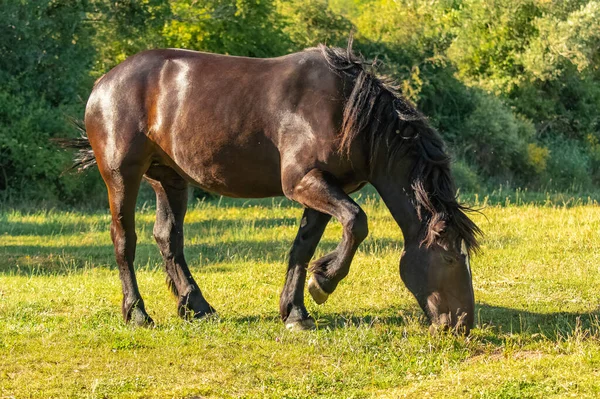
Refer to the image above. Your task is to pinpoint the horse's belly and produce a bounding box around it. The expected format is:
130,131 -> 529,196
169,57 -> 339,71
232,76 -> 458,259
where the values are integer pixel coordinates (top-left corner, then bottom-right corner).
168,141 -> 284,198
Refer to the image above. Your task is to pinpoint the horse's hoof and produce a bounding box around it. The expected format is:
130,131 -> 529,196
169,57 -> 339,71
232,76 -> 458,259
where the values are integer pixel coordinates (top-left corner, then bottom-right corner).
308,275 -> 329,305
129,308 -> 154,328
192,308 -> 218,321
178,291 -> 216,320
180,305 -> 217,321
285,317 -> 316,331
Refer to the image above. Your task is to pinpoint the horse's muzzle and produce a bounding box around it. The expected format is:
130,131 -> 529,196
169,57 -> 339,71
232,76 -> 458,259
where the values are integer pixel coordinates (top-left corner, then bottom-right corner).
426,292 -> 473,335
429,310 -> 472,335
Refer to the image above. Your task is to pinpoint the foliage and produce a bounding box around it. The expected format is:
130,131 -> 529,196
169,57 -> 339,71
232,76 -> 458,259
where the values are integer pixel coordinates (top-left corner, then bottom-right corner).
163,0 -> 291,56
451,159 -> 481,192
347,0 -> 599,189
277,0 -> 353,49
0,0 -> 100,203
522,1 -> 600,80
460,90 -> 536,179
2,0 -> 600,203
542,137 -> 592,189
89,0 -> 171,76
526,143 -> 550,175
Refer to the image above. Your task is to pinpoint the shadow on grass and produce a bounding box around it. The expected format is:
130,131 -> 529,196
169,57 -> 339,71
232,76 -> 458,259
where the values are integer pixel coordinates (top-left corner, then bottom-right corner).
0,221 -> 403,276
231,303 -> 600,341
475,303 -> 600,340
313,309 -> 420,330
0,216 -> 301,237
0,236 -> 361,275
224,303 -> 600,342
313,305 -> 599,335
0,241 -> 292,275
0,215 -> 308,275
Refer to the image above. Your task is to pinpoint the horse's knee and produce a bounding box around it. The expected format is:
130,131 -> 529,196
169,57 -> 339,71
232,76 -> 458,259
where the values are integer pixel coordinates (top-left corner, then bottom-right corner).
153,218 -> 183,260
348,207 -> 368,243
153,222 -> 172,256
153,218 -> 167,245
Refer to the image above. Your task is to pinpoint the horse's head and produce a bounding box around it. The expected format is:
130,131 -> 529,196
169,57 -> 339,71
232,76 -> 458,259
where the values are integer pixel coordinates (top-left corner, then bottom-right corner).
372,174 -> 480,334
400,232 -> 474,335
368,121 -> 481,335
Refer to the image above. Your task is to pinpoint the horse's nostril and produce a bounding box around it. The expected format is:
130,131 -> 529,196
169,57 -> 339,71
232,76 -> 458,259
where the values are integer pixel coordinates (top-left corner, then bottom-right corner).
454,311 -> 471,336
438,312 -> 451,326
454,321 -> 470,336
429,311 -> 471,336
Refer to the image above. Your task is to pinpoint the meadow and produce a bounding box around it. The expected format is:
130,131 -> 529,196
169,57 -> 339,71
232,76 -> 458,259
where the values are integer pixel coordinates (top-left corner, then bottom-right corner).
1,190 -> 600,398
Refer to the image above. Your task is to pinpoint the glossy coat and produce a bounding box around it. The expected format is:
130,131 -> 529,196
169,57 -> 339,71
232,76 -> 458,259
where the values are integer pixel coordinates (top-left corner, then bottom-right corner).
64,44 -> 481,333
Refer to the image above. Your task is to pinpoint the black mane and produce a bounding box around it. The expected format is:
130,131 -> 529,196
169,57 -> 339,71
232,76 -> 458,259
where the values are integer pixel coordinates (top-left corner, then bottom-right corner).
318,42 -> 481,253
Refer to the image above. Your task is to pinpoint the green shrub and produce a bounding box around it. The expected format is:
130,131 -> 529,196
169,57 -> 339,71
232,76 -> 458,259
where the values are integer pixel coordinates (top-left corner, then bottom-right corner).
458,91 -> 536,180
451,160 -> 481,193
278,0 -> 353,49
0,90 -> 104,205
542,138 -> 592,190
3,0 -> 600,205
163,0 -> 291,57
526,143 -> 550,175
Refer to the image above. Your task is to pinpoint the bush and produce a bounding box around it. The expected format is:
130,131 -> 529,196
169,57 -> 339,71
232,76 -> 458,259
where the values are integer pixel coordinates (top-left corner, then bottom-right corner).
278,0 -> 353,49
451,160 -> 481,193
0,90 -> 105,205
458,91 -> 536,180
542,138 -> 592,190
0,0 -> 104,205
526,143 -> 550,175
3,0 -> 600,205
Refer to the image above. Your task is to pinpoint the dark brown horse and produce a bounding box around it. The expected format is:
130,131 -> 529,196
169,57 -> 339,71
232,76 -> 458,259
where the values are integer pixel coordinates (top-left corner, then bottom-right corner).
63,42 -> 481,334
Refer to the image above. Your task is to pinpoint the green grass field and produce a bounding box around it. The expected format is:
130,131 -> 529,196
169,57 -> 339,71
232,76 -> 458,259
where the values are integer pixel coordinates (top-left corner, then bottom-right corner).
1,191 -> 600,398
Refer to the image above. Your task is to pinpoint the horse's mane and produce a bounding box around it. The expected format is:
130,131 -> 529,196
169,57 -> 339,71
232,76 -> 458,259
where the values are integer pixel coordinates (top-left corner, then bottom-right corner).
318,41 -> 481,253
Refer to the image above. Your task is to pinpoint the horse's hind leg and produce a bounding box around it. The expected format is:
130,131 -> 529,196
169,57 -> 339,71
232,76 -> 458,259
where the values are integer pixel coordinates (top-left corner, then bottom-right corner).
100,162 -> 153,326
283,169 -> 368,305
145,165 -> 215,320
280,208 -> 331,330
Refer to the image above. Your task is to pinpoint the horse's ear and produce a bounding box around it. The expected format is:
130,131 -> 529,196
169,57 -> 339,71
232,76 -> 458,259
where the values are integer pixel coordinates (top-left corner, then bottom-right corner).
423,219 -> 446,248
431,220 -> 445,236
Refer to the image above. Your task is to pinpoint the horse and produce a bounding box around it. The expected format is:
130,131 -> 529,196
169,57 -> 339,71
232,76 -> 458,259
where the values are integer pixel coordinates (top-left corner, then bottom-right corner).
60,41 -> 481,334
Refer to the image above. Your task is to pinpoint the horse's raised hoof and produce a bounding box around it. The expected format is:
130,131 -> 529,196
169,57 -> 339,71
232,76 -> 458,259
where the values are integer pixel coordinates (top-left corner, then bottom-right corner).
285,317 -> 316,331
308,275 -> 329,305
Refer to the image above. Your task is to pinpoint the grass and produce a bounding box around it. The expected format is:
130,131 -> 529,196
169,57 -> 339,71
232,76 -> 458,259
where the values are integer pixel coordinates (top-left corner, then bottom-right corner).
1,189 -> 600,398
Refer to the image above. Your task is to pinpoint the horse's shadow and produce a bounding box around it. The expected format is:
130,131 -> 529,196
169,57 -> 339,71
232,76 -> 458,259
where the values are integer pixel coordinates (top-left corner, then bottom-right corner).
0,214 -> 402,275
0,215 -> 300,237
234,303 -> 599,340
471,303 -> 600,340
0,238 -> 338,275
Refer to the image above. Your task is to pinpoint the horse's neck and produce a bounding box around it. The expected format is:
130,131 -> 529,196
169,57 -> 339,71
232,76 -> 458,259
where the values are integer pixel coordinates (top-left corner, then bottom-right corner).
371,176 -> 423,246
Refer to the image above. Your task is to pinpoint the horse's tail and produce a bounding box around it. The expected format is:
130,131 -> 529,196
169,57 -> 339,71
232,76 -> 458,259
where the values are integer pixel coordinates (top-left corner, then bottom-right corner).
53,118 -> 97,172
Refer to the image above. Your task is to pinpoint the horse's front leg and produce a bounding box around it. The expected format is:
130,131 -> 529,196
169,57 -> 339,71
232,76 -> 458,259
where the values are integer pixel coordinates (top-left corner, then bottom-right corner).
281,208 -> 331,330
284,169 -> 368,305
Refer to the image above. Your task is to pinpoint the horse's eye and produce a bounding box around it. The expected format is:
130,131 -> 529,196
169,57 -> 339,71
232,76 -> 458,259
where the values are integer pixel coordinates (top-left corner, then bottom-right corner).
442,254 -> 455,264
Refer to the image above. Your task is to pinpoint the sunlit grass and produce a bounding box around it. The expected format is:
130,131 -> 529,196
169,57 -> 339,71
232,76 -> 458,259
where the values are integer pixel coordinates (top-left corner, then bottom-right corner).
1,192 -> 600,398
